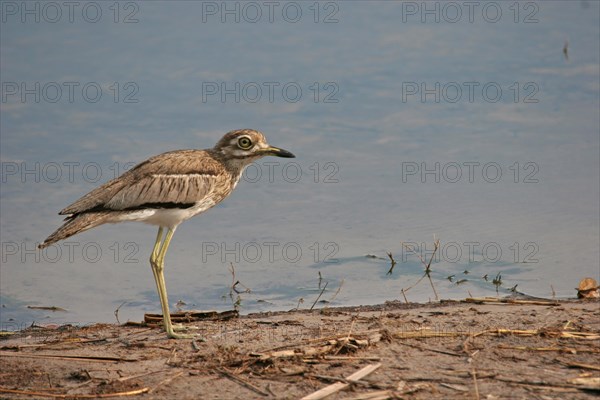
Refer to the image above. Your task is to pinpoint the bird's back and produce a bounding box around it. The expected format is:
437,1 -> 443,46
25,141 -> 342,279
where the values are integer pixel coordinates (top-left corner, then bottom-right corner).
60,149 -> 235,216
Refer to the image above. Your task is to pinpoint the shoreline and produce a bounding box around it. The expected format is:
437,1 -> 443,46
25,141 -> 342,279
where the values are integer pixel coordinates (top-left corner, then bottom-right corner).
1,298 -> 599,399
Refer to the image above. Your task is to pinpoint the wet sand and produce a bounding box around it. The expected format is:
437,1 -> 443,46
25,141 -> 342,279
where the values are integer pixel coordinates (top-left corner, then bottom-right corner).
1,298 -> 598,399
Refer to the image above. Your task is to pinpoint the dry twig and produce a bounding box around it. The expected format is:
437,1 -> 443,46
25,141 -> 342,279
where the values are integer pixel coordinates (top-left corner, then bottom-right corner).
301,363 -> 382,400
0,386 -> 149,398
400,238 -> 440,300
148,371 -> 185,394
0,351 -> 137,363
310,281 -> 328,311
217,368 -> 269,397
386,252 -> 397,275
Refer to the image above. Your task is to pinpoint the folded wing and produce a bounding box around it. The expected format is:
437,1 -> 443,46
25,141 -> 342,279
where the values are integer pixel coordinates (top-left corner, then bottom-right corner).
59,150 -> 226,215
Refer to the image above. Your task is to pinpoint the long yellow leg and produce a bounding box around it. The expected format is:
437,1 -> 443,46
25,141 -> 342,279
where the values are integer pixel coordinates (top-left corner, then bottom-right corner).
149,227 -> 193,339
151,227 -> 163,260
149,227 -> 164,303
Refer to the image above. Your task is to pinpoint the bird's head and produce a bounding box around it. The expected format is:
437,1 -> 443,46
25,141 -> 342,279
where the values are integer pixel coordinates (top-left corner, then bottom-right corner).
214,129 -> 295,163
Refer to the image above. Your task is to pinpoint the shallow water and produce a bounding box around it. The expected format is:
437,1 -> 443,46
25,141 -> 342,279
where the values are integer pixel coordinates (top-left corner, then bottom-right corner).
1,1 -> 598,329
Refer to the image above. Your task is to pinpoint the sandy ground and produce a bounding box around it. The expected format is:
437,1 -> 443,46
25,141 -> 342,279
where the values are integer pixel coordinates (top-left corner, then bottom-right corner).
0,298 -> 598,399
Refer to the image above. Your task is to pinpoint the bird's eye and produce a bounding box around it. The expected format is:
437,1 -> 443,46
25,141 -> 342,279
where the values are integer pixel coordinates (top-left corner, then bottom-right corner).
237,137 -> 253,149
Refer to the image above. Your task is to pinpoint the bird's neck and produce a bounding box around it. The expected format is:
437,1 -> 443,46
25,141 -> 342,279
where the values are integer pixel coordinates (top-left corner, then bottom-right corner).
224,157 -> 258,178
208,149 -> 256,181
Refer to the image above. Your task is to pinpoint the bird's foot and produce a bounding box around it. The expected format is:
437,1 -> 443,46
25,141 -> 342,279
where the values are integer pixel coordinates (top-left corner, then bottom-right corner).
166,324 -> 205,341
173,323 -> 200,332
166,330 -> 205,340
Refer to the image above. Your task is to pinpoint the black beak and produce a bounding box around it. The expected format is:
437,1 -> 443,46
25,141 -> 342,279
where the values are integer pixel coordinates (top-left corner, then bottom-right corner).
264,146 -> 295,158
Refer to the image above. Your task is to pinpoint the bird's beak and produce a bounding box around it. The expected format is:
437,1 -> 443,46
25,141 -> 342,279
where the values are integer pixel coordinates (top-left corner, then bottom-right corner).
262,146 -> 295,158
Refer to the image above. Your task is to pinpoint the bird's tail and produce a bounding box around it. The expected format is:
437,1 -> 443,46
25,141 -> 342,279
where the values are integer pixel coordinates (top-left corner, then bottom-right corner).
38,212 -> 112,249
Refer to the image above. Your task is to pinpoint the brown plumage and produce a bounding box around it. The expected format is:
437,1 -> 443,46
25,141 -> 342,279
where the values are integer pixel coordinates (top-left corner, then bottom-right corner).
39,150 -> 232,248
38,129 -> 295,339
39,129 -> 294,249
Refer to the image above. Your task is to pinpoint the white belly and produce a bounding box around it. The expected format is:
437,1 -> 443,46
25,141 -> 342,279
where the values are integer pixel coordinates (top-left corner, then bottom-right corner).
112,198 -> 217,229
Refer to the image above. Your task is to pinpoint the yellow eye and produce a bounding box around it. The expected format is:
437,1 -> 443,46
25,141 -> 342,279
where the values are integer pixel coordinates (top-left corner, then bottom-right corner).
238,136 -> 253,149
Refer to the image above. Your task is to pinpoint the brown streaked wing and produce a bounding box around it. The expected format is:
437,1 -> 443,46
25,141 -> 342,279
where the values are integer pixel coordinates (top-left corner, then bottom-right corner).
59,149 -> 226,215
104,173 -> 221,210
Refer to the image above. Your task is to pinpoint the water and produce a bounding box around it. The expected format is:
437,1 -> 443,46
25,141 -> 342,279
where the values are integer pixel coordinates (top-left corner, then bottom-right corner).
1,1 -> 598,329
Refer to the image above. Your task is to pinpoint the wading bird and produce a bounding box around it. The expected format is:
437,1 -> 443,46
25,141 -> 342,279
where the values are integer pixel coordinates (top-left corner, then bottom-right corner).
39,129 -> 295,338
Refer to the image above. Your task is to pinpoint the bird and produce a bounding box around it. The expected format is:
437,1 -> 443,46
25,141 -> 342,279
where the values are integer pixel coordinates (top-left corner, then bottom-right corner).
38,129 -> 295,339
